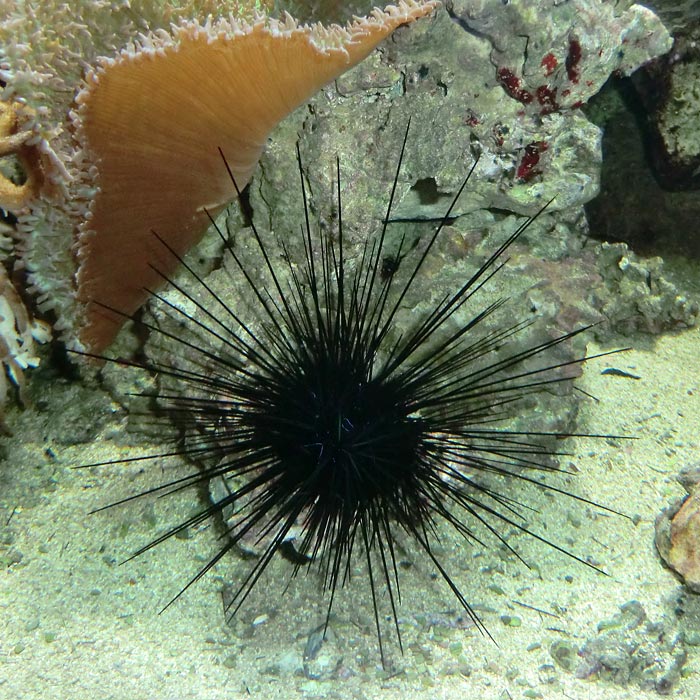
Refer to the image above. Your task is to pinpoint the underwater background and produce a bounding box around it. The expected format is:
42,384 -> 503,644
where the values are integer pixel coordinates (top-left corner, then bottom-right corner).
2,1 -> 700,698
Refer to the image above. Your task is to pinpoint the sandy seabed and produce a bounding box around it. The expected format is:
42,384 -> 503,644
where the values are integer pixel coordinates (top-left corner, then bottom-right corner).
1,325 -> 698,700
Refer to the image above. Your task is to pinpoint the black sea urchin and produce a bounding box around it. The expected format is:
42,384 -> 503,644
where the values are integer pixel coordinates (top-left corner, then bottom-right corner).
81,123 -> 620,663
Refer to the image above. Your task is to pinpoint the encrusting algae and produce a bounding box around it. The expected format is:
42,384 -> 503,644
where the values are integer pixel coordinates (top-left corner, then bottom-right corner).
0,0 -> 439,417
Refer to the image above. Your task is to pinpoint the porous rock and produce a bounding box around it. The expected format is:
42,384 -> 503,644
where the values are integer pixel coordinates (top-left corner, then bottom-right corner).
593,242 -> 699,335
575,600 -> 687,694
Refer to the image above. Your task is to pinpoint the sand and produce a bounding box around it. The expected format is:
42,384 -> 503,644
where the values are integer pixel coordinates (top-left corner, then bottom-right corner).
1,325 -> 698,699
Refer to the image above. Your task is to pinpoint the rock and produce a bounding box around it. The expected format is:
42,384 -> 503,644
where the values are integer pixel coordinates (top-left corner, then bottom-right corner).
594,242 -> 699,335
666,491 -> 700,592
633,27 -> 700,191
655,463 -> 700,592
574,600 -> 687,695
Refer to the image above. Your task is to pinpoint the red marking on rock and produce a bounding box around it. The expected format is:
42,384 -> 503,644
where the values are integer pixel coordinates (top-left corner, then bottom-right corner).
566,38 -> 582,83
517,141 -> 548,182
464,109 -> 480,127
541,52 -> 558,77
536,84 -> 559,114
497,67 -> 533,104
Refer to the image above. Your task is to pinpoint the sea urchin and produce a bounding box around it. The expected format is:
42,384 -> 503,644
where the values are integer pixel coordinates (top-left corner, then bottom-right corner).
80,123 -> 620,664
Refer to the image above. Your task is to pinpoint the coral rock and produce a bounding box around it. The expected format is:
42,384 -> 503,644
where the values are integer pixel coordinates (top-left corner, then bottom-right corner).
656,465 -> 700,593
667,492 -> 700,592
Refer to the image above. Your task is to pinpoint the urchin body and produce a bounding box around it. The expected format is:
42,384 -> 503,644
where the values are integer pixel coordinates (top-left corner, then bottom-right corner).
83,124 -> 619,662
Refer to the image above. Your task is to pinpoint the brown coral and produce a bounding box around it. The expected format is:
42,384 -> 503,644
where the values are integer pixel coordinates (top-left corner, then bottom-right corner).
0,264 -> 51,427
0,99 -> 43,211
71,2 -> 439,352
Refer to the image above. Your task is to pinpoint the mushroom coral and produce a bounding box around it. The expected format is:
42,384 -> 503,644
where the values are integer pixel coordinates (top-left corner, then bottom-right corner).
72,1 -> 439,352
